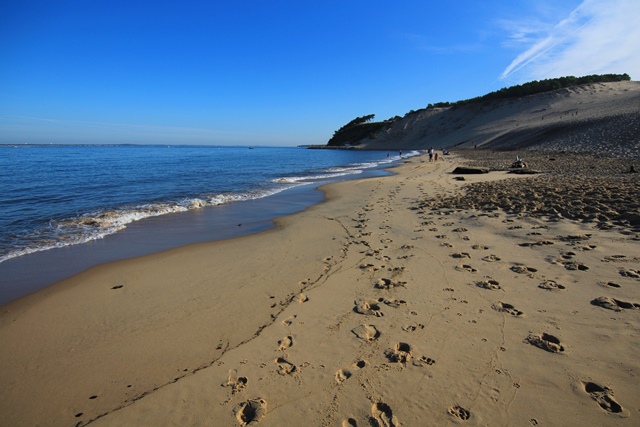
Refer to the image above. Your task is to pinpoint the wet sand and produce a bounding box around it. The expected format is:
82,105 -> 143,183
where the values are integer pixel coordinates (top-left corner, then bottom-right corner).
0,170 -> 392,306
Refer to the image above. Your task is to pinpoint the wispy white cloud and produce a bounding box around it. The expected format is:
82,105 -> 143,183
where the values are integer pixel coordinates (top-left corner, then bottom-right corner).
500,0 -> 640,81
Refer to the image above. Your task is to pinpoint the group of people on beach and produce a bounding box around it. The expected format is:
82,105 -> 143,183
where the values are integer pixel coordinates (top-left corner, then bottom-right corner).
426,147 -> 443,162
392,148 -> 447,161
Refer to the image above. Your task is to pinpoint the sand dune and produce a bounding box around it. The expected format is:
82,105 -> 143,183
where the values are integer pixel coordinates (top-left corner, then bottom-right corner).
355,81 -> 640,157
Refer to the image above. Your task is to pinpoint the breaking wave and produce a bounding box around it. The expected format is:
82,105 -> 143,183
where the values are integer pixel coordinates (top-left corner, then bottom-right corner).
0,187 -> 292,263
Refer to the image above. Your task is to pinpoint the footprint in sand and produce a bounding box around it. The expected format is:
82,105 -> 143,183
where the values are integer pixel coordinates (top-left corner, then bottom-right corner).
371,402 -> 400,427
235,398 -> 267,426
282,315 -> 297,326
538,280 -> 566,291
526,333 -> 565,353
354,300 -> 384,317
359,263 -> 380,272
557,234 -> 591,242
510,265 -> 538,274
563,260 -> 589,271
475,278 -> 501,290
451,252 -> 471,259
387,266 -> 405,275
492,301 -> 523,316
335,368 -> 352,384
452,227 -> 468,232
278,335 -> 293,351
351,324 -> 381,341
342,418 -> 358,427
518,240 -> 554,247
583,382 -> 627,415
455,264 -> 477,273
471,244 -> 489,250
382,298 -> 407,308
482,254 -> 501,262
402,323 -> 425,332
294,293 -> 309,303
375,278 -> 407,290
415,355 -> 436,366
599,281 -> 621,288
385,342 -> 412,364
591,296 -> 640,312
225,369 -> 248,394
275,357 -> 296,375
619,268 -> 640,279
448,405 -> 471,420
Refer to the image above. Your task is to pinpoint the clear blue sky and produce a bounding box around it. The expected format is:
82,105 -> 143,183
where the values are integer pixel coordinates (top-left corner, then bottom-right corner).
1,0 -> 638,146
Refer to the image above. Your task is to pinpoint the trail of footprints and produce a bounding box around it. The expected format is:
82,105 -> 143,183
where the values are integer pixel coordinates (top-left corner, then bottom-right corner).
226,184 -> 636,425
411,205 -> 634,420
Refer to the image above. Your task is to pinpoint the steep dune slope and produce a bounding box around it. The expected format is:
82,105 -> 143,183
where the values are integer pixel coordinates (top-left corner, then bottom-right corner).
352,81 -> 640,157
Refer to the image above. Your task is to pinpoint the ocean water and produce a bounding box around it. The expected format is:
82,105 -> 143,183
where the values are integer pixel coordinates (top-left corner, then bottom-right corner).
0,145 -> 410,267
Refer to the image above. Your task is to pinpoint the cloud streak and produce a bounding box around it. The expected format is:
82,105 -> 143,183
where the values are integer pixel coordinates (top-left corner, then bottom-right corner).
500,0 -> 640,81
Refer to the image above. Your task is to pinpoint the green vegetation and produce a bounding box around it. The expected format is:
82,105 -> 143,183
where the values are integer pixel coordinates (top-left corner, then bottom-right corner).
327,114 -> 398,147
433,73 -> 632,109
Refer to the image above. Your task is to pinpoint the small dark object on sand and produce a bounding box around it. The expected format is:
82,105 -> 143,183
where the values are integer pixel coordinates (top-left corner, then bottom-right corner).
626,165 -> 637,173
508,169 -> 540,175
510,160 -> 527,168
452,166 -> 489,174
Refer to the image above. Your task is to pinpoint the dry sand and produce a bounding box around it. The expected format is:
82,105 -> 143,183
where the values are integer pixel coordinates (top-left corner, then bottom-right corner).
1,153 -> 639,426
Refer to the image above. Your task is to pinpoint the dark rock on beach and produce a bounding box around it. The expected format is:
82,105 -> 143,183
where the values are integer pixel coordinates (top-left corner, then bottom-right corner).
451,166 -> 489,174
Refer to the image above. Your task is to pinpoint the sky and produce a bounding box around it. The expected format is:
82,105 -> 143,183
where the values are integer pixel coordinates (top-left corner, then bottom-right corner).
1,0 -> 639,146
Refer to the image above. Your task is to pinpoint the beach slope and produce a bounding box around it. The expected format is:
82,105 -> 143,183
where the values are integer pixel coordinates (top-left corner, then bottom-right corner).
1,153 -> 639,426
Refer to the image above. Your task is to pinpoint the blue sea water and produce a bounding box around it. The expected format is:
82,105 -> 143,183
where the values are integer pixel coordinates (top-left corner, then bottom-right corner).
0,145 -> 410,266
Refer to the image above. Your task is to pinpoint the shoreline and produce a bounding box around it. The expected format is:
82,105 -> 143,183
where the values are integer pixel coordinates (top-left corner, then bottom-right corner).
0,166 -> 394,306
1,152 -> 638,426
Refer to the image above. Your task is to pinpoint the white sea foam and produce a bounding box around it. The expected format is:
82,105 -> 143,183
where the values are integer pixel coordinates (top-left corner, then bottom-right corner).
0,187 -> 296,264
272,170 -> 362,184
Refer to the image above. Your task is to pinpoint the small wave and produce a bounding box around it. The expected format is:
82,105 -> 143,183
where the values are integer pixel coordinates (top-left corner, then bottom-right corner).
0,187 -> 295,264
272,170 -> 362,184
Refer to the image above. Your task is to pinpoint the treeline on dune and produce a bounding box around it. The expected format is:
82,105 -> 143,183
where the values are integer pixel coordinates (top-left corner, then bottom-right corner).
326,73 -> 632,148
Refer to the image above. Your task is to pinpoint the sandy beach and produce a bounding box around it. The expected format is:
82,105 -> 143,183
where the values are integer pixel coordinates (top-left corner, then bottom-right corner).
1,150 -> 638,426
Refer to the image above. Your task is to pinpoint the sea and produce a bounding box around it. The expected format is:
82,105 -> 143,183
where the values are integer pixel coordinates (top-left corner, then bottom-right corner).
0,144 -> 415,304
